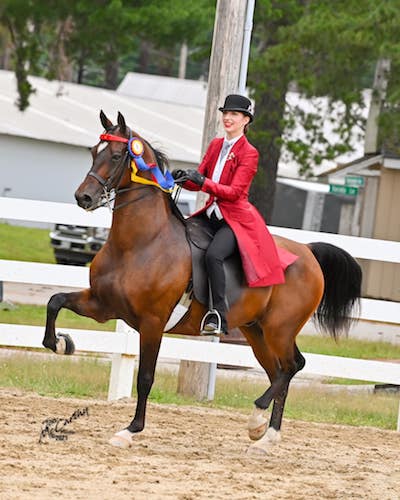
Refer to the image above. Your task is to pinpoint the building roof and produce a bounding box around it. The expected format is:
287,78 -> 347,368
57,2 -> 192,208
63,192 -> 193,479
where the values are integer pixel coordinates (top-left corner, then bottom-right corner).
0,70 -> 371,178
118,72 -> 208,108
321,154 -> 383,179
0,70 -> 203,164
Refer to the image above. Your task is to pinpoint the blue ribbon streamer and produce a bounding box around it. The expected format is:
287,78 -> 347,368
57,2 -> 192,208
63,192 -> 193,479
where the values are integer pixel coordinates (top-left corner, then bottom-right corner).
129,140 -> 175,191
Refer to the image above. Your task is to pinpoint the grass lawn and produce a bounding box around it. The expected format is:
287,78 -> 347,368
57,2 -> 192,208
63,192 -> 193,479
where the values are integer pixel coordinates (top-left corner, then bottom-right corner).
0,353 -> 398,430
0,223 -> 55,263
0,303 -> 116,331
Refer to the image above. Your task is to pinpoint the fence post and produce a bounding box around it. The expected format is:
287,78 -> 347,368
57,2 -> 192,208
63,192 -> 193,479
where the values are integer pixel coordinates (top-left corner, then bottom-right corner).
107,353 -> 136,401
397,400 -> 400,432
207,336 -> 219,400
107,319 -> 137,401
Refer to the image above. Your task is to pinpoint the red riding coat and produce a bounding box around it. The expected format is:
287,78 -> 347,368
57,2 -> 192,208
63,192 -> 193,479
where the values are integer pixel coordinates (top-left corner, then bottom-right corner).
182,135 -> 298,287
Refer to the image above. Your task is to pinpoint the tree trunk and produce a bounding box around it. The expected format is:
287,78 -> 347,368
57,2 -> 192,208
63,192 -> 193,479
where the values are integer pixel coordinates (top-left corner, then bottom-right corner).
48,18 -> 73,82
248,86 -> 288,223
77,60 -> 85,84
0,39 -> 13,70
137,40 -> 151,73
104,57 -> 119,89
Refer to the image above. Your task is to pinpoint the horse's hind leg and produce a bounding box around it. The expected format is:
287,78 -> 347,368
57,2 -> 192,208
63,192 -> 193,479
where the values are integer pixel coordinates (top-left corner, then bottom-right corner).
240,324 -> 280,441
248,332 -> 306,455
43,289 -> 107,354
269,343 -> 305,432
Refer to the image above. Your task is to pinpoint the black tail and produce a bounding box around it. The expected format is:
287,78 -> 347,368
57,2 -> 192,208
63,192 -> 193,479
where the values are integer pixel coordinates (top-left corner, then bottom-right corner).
308,242 -> 362,341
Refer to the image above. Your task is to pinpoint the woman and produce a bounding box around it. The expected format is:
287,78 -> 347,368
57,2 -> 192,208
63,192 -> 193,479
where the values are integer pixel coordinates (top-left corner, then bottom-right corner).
173,94 -> 297,335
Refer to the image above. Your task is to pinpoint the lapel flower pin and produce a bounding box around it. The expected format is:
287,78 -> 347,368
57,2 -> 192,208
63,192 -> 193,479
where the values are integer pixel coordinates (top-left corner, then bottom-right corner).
227,152 -> 236,161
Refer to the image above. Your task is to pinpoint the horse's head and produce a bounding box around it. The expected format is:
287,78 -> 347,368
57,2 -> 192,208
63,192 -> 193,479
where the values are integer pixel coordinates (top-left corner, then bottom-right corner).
75,111 -> 170,211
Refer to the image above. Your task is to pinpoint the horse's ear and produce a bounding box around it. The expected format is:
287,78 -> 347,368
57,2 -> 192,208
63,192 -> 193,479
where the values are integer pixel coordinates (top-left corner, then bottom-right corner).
117,111 -> 127,135
100,110 -> 113,130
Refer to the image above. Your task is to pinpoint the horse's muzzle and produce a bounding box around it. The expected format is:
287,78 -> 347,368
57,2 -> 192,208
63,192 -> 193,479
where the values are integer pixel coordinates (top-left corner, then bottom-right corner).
75,191 -> 96,210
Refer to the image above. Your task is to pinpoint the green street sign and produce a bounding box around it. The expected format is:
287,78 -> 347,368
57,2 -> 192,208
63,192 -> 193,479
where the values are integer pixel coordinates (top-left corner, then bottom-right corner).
345,175 -> 365,187
329,184 -> 359,196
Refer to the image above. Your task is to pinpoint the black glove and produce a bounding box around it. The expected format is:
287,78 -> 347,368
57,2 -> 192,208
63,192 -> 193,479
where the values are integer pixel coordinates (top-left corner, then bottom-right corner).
185,170 -> 205,186
171,169 -> 187,180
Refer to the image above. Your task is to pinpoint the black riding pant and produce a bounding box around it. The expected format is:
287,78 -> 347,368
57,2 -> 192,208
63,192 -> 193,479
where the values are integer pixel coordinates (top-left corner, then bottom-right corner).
205,212 -> 237,317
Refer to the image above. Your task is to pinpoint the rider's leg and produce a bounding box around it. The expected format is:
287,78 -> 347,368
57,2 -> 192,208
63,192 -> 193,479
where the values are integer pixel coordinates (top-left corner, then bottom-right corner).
203,219 -> 237,334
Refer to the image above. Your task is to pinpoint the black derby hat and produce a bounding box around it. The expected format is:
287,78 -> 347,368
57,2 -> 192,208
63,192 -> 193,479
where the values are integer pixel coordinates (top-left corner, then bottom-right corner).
218,94 -> 254,122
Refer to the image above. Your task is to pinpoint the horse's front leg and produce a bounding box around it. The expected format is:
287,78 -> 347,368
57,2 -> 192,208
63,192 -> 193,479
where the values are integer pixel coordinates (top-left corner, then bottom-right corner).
109,323 -> 163,449
43,289 -> 107,354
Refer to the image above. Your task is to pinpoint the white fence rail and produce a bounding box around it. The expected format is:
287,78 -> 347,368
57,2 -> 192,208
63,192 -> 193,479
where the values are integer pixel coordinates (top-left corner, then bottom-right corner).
0,197 -> 399,430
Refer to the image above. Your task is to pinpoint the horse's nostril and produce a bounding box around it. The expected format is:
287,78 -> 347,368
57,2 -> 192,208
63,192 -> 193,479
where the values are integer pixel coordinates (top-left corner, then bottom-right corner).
76,192 -> 93,209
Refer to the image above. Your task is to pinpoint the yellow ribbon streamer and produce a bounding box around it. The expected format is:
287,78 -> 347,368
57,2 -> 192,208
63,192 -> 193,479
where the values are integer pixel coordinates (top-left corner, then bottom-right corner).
130,160 -> 173,193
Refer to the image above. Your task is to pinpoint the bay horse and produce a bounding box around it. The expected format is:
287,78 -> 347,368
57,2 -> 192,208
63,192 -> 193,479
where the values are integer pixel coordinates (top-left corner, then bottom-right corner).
43,111 -> 362,454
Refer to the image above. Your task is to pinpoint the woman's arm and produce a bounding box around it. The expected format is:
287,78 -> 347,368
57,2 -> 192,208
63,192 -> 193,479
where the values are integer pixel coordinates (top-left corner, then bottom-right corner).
201,149 -> 258,202
181,139 -> 218,191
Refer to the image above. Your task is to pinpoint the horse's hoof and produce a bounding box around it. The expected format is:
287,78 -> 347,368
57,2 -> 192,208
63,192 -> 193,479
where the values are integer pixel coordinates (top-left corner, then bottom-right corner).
247,427 -> 281,456
109,429 -> 134,449
247,408 -> 268,441
248,422 -> 268,441
56,333 -> 75,355
246,444 -> 268,457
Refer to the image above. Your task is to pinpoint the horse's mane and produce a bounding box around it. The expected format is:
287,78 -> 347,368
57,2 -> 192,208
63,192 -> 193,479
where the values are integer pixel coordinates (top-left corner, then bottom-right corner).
144,138 -> 187,225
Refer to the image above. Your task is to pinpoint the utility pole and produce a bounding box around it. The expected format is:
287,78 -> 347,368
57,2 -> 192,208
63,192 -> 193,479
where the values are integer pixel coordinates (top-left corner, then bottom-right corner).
201,0 -> 251,153
178,43 -> 188,79
178,0 -> 254,401
364,58 -> 391,154
360,58 -> 391,237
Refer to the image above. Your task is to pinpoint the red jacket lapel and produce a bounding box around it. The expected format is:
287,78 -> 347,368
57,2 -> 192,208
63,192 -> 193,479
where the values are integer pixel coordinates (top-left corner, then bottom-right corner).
219,135 -> 247,184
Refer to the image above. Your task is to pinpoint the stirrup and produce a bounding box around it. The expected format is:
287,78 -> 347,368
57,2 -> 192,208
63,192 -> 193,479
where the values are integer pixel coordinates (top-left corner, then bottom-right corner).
200,309 -> 224,335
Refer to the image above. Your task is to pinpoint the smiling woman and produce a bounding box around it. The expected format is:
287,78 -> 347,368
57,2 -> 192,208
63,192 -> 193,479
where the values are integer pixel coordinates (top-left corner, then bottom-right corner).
171,93 -> 294,336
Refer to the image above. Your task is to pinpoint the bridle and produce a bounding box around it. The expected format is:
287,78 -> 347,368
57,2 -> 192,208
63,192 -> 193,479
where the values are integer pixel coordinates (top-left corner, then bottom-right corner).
88,128 -> 174,211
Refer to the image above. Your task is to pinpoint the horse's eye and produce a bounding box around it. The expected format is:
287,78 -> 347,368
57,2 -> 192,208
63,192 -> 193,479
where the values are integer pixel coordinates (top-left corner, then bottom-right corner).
112,153 -> 122,162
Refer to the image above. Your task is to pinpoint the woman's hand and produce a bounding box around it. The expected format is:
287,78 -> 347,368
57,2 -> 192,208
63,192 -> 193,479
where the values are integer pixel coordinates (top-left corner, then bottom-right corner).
184,170 -> 205,186
171,169 -> 188,183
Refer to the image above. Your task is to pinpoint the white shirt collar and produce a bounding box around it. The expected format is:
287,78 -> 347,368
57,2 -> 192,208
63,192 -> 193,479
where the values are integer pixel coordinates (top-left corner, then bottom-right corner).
224,134 -> 243,147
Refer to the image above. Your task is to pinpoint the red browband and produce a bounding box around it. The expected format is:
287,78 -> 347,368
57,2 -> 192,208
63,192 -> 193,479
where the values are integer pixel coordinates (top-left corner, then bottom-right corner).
100,133 -> 129,143
99,133 -> 157,168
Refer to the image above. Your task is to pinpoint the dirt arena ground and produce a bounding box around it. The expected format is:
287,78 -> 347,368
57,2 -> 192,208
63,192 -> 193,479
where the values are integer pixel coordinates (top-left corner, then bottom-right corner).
0,388 -> 399,500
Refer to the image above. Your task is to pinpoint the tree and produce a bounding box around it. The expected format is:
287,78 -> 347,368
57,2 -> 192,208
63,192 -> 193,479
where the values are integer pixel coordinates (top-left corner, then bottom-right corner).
129,0 -> 214,78
248,0 -> 400,221
0,0 -> 62,110
0,0 -> 215,106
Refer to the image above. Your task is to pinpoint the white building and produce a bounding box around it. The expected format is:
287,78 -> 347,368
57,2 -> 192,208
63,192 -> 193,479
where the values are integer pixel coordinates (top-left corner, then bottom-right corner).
0,70 -> 202,205
0,69 -> 370,206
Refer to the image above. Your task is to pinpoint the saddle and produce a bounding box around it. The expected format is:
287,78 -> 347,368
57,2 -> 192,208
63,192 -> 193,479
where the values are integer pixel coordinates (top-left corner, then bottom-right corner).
185,216 -> 245,308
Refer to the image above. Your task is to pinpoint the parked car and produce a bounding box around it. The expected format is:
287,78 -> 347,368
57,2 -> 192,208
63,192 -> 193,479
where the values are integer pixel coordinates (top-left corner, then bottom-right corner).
50,192 -> 197,265
50,224 -> 108,265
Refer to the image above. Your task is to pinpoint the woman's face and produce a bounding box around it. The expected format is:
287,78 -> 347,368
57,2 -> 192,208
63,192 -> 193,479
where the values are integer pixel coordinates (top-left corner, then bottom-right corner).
222,111 -> 250,139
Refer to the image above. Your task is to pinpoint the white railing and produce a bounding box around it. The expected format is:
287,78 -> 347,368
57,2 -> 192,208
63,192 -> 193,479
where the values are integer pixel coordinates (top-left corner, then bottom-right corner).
1,197 -> 399,430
